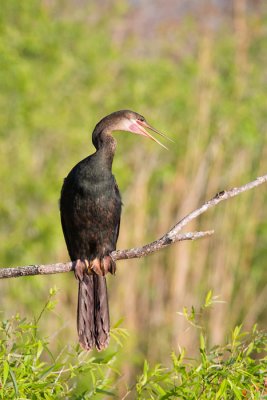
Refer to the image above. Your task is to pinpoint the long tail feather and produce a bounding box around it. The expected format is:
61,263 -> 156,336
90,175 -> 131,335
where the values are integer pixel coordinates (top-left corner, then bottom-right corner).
77,274 -> 110,351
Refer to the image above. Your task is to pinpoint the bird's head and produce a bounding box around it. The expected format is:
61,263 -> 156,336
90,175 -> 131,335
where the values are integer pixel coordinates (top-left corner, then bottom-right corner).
93,110 -> 172,150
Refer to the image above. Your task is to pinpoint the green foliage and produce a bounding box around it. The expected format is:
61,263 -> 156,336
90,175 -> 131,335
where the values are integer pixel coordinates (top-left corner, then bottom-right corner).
0,289 -> 126,399
136,327 -> 267,399
0,292 -> 266,399
135,298 -> 267,400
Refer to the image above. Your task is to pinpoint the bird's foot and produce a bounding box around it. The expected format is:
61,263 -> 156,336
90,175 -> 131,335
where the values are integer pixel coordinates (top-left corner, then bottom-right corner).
90,256 -> 116,276
74,257 -> 116,279
74,259 -> 90,281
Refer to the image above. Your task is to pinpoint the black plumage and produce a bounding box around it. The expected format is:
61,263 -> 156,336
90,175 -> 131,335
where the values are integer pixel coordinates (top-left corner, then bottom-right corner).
60,110 -> 168,351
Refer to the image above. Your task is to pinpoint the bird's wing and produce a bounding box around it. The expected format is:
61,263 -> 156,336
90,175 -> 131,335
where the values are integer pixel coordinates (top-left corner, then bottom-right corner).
114,181 -> 121,245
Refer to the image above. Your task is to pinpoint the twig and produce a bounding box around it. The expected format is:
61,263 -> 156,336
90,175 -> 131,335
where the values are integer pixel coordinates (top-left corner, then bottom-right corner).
0,174 -> 266,279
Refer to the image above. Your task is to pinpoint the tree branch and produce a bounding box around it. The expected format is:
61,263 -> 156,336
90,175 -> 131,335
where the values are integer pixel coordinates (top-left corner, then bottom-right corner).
0,174 -> 266,279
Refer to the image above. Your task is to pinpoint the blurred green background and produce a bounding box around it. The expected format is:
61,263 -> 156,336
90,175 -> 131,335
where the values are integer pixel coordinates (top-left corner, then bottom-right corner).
0,0 -> 266,394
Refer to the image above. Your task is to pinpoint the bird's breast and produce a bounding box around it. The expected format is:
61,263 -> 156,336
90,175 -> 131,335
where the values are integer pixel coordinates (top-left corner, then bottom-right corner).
70,173 -> 121,218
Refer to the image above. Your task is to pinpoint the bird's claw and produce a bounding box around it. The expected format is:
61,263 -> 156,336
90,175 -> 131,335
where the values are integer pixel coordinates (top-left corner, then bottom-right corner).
74,259 -> 90,281
90,258 -> 102,275
103,255 -> 116,275
90,256 -> 116,276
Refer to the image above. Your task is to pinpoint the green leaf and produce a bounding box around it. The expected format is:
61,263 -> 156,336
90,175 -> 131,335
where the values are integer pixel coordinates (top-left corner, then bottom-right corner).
3,360 -> 9,385
200,333 -> 205,351
204,290 -> 213,308
96,388 -> 116,396
230,383 -> 242,400
9,368 -> 19,396
46,300 -> 56,311
152,382 -> 167,395
215,379 -> 227,399
39,365 -> 56,380
36,340 -> 44,360
245,341 -> 255,356
143,360 -> 149,380
49,287 -> 58,296
112,318 -> 125,328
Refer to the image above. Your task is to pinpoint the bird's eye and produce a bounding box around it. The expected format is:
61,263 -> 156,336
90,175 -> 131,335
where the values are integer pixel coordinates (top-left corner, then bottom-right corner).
138,116 -> 145,122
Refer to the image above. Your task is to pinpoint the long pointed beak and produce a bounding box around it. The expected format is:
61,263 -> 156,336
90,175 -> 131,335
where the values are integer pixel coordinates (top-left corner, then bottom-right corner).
137,120 -> 173,150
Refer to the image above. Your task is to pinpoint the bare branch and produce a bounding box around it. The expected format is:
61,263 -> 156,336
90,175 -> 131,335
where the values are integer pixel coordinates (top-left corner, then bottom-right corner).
0,262 -> 76,279
111,230 -> 214,261
0,231 -> 213,279
0,174 -> 266,280
167,174 -> 267,239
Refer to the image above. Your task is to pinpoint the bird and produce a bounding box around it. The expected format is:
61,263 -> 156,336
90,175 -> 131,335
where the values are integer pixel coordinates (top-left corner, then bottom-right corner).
60,110 -> 170,351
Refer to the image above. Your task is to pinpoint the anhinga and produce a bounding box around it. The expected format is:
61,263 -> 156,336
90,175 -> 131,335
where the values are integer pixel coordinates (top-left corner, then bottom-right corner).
60,110 -> 169,351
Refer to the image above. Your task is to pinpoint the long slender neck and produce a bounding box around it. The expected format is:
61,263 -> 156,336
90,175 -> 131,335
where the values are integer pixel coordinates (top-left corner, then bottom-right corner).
92,128 -> 117,169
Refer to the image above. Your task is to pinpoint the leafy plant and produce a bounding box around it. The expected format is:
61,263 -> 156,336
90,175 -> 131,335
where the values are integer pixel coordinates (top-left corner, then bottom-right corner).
0,289 -> 127,399
135,293 -> 267,399
0,290 -> 266,399
135,326 -> 266,399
